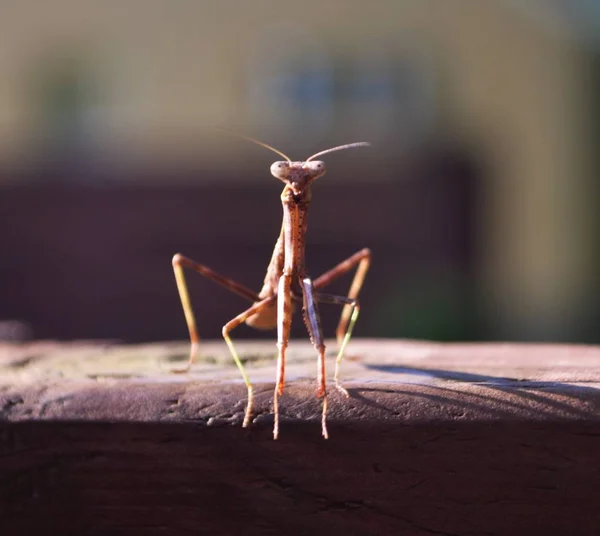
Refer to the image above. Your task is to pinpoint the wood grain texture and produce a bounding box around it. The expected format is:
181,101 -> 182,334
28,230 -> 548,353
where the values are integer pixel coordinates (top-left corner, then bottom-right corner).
1,339 -> 600,535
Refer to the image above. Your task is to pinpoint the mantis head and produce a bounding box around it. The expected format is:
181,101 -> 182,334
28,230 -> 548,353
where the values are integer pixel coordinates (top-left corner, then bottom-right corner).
267,142 -> 371,194
218,129 -> 369,195
270,160 -> 327,194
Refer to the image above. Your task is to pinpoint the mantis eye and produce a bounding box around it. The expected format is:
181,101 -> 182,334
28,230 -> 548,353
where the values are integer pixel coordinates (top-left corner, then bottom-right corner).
306,160 -> 326,174
270,161 -> 288,180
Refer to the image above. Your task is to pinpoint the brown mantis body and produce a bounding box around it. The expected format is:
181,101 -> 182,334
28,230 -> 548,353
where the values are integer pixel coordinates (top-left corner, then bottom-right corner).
172,135 -> 371,439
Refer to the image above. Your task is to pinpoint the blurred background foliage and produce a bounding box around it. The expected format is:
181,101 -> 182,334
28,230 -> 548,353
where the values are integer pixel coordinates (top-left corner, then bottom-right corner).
0,0 -> 599,344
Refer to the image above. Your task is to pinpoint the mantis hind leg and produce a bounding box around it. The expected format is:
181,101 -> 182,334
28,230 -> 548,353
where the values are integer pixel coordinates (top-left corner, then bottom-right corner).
172,253 -> 260,371
315,292 -> 360,398
222,297 -> 277,428
313,248 -> 370,347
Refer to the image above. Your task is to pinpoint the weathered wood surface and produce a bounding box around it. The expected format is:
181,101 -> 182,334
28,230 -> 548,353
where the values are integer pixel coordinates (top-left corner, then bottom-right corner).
1,339 -> 600,535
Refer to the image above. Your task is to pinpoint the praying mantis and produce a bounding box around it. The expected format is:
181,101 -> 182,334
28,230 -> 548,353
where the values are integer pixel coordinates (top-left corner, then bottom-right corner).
172,134 -> 371,439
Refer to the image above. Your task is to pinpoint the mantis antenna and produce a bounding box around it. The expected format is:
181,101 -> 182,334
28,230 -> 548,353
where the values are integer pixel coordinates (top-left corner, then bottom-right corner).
216,127 -> 292,163
217,128 -> 370,163
306,142 -> 371,162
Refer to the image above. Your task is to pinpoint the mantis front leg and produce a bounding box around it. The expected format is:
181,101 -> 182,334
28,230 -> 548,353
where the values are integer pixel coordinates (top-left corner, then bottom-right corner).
274,271 -> 293,440
300,276 -> 329,440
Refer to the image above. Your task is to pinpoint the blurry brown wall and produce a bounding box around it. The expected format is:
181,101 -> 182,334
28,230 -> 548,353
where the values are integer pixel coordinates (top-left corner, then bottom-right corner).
0,147 -> 477,342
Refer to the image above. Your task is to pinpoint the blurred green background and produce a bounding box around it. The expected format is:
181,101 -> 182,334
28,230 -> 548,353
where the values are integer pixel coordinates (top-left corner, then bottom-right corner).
1,0 -> 599,344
